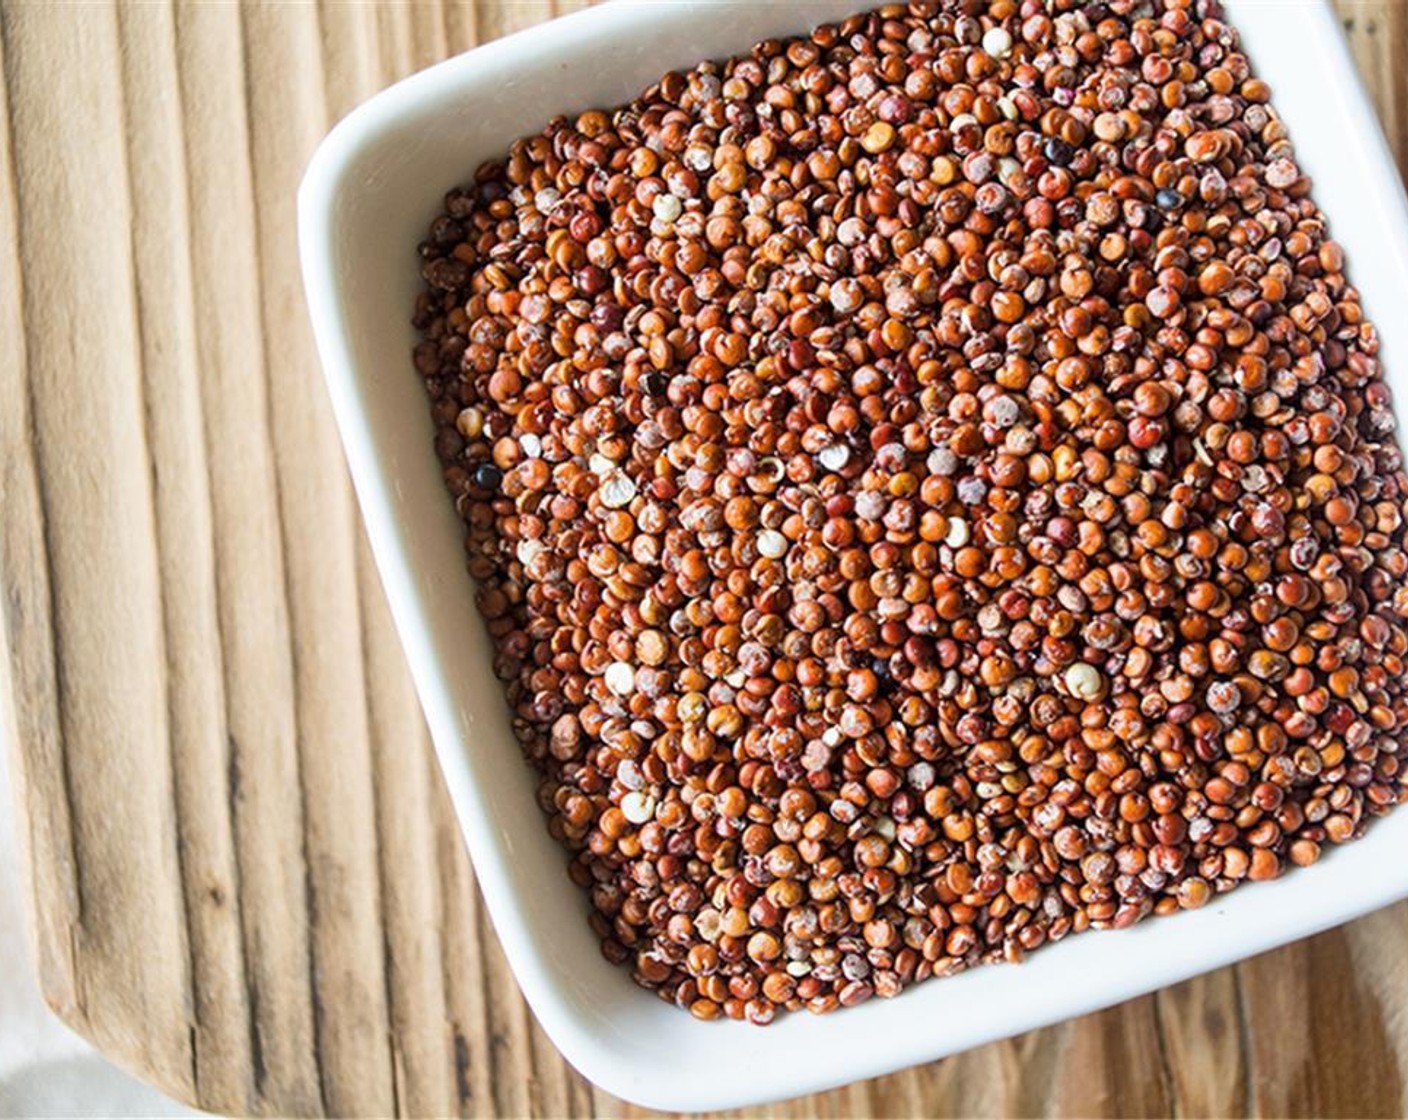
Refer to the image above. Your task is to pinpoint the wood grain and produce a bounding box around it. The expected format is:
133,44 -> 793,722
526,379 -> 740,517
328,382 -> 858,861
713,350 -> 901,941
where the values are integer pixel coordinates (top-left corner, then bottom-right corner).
1,2 -> 1406,1116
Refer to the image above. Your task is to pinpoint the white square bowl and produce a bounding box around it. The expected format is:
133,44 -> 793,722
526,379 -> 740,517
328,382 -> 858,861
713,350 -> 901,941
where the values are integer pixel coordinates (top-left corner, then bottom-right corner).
298,1 -> 1408,1110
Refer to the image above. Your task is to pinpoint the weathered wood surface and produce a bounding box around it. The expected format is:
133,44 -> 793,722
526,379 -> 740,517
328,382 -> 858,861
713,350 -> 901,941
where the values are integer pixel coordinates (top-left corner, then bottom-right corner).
1,1 -> 1406,1115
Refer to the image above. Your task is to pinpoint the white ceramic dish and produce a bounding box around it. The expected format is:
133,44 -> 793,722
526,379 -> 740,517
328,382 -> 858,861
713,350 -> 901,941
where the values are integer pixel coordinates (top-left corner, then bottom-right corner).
299,1 -> 1408,1109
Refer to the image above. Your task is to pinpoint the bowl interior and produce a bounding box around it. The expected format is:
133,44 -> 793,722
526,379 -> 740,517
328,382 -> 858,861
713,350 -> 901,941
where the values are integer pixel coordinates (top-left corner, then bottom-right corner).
300,0 -> 1408,1109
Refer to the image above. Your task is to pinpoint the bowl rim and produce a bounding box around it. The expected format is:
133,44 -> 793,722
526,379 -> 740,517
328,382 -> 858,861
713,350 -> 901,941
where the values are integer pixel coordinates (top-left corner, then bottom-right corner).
298,0 -> 1408,1109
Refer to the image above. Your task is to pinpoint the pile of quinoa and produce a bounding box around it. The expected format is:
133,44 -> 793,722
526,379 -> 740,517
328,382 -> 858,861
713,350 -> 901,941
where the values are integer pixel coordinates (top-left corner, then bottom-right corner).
411,0 -> 1408,1023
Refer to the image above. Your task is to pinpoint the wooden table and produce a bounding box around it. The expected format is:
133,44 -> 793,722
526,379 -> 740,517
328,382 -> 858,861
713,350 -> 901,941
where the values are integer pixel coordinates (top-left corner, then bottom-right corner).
2,2 -> 1407,1116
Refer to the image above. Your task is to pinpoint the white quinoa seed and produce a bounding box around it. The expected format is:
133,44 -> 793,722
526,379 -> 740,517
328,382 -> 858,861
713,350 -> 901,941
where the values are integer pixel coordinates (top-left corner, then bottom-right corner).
982,26 -> 1013,57
855,491 -> 886,520
684,145 -> 713,171
818,443 -> 851,471
600,473 -> 637,508
945,517 -> 970,548
621,791 -> 655,824
988,395 -> 1020,427
604,661 -> 636,696
653,194 -> 683,223
695,909 -> 721,940
757,529 -> 788,558
1064,662 -> 1106,701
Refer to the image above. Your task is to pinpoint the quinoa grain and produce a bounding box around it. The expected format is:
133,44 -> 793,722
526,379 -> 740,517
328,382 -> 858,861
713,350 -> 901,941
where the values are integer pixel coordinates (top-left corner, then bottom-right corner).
412,0 -> 1408,1022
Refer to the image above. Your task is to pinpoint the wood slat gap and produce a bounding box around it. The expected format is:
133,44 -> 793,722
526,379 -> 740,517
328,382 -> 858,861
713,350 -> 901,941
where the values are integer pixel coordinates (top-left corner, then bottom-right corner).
230,10 -> 336,1113
1230,965 -> 1255,1115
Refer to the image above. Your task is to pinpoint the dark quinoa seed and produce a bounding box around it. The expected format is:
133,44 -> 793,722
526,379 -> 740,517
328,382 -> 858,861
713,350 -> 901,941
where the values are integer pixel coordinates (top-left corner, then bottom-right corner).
410,0 -> 1408,1026
471,463 -> 503,491
1043,137 -> 1074,167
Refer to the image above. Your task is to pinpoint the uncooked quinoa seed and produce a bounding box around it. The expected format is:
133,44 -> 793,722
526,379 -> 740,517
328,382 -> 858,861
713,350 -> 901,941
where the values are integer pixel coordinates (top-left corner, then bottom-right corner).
412,0 -> 1408,1023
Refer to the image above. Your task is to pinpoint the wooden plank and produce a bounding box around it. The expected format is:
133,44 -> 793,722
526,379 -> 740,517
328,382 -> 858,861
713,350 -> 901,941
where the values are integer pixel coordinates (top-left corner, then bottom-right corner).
1340,0 -> 1408,181
1155,971 -> 1248,1116
1239,926 -> 1404,1117
113,3 -> 254,1111
171,3 -> 322,1111
0,0 -> 82,1039
0,1 -> 1406,1117
240,3 -> 398,1115
0,0 -> 193,1098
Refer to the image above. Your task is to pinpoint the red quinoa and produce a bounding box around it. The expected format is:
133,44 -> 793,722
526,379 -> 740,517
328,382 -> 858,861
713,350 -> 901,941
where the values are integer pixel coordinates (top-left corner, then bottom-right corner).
411,0 -> 1408,1023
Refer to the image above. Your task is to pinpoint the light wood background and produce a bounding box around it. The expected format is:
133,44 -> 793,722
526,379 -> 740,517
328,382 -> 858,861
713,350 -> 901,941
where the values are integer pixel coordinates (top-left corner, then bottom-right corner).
2,1 -> 1407,1116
